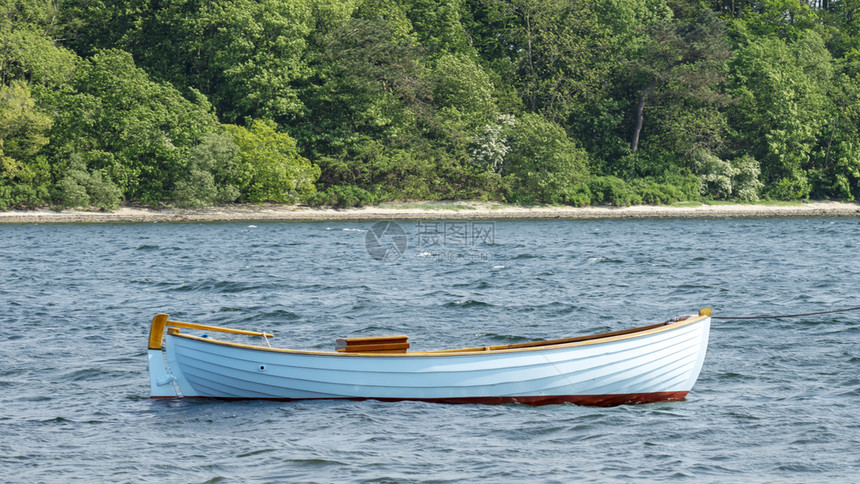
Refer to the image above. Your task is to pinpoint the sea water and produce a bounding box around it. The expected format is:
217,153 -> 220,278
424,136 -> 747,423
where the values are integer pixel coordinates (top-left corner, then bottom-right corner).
1,218 -> 858,482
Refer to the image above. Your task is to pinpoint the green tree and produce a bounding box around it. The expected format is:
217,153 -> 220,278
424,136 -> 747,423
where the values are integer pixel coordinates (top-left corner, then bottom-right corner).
297,18 -> 434,192
727,32 -> 833,198
730,0 -> 818,40
222,120 -> 320,203
0,80 -> 52,208
628,9 -> 731,154
48,49 -> 219,204
405,0 -> 471,56
504,112 -> 590,204
0,0 -> 77,88
807,70 -> 860,200
472,0 -> 613,123
172,132 -> 242,207
61,0 -> 335,125
429,52 -> 497,131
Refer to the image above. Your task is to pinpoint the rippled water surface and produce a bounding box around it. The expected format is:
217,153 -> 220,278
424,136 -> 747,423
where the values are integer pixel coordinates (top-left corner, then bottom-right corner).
2,218 -> 859,482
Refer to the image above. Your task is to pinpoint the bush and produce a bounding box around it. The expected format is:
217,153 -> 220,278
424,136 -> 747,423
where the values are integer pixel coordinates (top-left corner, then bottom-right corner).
693,150 -> 733,199
469,114 -> 517,174
731,155 -> 764,201
565,184 -> 592,207
766,175 -> 811,200
54,154 -> 122,210
307,184 -> 377,208
635,183 -> 678,204
223,120 -> 320,203
503,113 -> 590,204
171,133 -> 242,207
693,151 -> 764,201
587,176 -> 641,206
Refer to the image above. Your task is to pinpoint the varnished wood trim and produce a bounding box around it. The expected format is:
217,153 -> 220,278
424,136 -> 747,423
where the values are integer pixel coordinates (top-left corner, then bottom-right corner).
336,335 -> 408,344
166,320 -> 273,338
336,335 -> 410,353
336,343 -> 410,353
148,313 -> 169,350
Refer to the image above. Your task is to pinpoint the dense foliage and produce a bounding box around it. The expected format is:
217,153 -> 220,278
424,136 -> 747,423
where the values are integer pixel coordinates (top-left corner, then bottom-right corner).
3,0 -> 860,209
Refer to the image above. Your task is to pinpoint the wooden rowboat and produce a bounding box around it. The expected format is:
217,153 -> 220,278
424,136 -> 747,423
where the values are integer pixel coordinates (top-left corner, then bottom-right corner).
147,308 -> 711,406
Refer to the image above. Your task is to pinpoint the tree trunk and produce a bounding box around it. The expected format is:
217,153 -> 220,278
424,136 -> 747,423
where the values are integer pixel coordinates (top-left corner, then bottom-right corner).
525,12 -> 537,112
631,78 -> 657,153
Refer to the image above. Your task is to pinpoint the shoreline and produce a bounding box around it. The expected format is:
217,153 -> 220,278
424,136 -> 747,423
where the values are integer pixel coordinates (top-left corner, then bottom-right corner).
2,201 -> 860,224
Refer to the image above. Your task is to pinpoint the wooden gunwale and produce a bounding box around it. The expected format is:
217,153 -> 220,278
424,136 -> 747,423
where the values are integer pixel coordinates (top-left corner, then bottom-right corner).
149,314 -> 274,350
166,320 -> 273,338
164,312 -> 709,357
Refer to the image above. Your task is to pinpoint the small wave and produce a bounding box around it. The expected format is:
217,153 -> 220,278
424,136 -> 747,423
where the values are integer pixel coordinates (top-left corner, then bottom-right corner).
444,299 -> 492,308
260,309 -> 301,320
172,280 -> 263,293
717,372 -> 753,381
543,303 -> 581,316
473,333 -> 533,344
671,283 -> 714,290
62,369 -> 104,382
287,458 -> 348,467
218,307 -> 244,312
348,325 -> 407,336
232,309 -> 301,324
452,280 -> 491,289
237,448 -> 276,458
834,386 -> 860,397
587,256 -> 624,263
135,244 -> 159,251
42,416 -> 73,424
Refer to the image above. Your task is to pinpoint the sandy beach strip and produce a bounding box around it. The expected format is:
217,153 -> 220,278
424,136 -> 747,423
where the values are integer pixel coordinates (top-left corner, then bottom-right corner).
1,201 -> 859,224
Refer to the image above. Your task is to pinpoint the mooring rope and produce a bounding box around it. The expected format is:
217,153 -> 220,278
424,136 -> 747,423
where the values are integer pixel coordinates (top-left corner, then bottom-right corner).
711,306 -> 860,320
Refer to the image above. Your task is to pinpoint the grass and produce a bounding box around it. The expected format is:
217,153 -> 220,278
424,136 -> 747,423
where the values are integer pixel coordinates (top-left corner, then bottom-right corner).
378,201 -> 479,211
671,200 -> 811,208
371,199 -> 830,211
670,201 -> 704,208
703,200 -> 806,206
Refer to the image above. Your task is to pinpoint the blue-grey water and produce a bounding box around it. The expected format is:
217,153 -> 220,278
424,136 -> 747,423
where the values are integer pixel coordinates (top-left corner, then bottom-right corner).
1,218 -> 859,482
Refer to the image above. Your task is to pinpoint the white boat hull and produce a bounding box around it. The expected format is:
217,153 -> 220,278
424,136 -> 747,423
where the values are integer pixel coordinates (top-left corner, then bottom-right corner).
149,311 -> 710,406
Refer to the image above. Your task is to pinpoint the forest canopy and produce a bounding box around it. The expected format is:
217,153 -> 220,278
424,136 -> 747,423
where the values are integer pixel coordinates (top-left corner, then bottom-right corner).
2,0 -> 860,210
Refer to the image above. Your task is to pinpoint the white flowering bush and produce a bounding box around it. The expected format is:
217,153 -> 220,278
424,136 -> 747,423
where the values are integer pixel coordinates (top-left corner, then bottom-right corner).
693,150 -> 763,201
469,114 -> 517,174
731,154 -> 764,201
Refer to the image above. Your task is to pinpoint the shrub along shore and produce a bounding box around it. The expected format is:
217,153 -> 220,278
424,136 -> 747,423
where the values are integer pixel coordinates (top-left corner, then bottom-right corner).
2,201 -> 858,224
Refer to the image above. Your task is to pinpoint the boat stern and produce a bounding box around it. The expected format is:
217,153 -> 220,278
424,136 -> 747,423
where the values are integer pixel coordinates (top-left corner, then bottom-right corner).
148,314 -> 179,398
148,349 -> 178,398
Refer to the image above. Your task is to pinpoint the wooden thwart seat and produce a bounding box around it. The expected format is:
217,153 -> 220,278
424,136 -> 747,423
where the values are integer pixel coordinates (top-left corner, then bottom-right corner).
336,335 -> 409,353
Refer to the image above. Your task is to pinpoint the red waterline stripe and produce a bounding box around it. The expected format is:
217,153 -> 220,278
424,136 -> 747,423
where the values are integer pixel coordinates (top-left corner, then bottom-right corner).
150,391 -> 689,407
